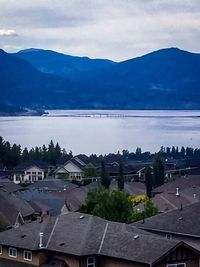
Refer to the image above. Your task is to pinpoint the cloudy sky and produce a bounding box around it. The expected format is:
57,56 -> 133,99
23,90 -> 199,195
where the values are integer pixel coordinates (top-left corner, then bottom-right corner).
0,0 -> 200,61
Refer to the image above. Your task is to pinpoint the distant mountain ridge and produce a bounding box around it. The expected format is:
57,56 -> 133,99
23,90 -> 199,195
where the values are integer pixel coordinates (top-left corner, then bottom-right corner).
0,47 -> 199,110
13,49 -> 116,81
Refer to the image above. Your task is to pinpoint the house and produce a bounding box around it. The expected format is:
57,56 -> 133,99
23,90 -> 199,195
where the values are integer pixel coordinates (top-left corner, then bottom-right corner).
54,155 -> 95,182
153,175 -> 200,194
142,175 -> 200,213
136,166 -> 153,182
104,165 -> 137,181
0,190 -> 35,230
133,201 -> 200,247
16,188 -> 66,216
0,212 -> 199,267
12,160 -> 49,184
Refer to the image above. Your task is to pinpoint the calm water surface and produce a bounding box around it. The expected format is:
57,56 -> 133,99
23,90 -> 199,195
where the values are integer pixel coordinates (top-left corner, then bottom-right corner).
0,110 -> 200,155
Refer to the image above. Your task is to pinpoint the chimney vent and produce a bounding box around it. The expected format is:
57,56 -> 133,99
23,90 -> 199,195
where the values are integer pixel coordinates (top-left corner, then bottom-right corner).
39,232 -> 44,249
176,188 -> 180,197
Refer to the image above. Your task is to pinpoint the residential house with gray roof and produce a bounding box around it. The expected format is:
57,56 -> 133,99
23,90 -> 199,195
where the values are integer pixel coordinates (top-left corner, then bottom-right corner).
0,190 -> 35,230
12,160 -> 49,184
0,212 -> 199,267
54,155 -> 95,182
133,201 -> 200,248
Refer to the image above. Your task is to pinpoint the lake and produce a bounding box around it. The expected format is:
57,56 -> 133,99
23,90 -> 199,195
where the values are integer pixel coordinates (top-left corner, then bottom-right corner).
0,110 -> 200,155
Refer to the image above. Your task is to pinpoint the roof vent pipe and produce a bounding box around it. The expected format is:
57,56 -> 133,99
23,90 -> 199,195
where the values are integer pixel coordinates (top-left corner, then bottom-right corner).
194,194 -> 196,199
176,188 -> 180,197
39,232 -> 44,249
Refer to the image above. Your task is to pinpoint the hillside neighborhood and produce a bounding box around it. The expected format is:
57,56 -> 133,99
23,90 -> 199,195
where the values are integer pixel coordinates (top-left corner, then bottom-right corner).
0,143 -> 200,266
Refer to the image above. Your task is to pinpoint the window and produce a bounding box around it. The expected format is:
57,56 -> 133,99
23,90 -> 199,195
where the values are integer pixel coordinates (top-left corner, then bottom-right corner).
38,172 -> 42,175
167,263 -> 186,267
87,257 -> 95,267
9,248 -> 17,258
0,245 -> 2,254
16,175 -> 21,181
24,250 -> 32,261
26,172 -> 31,174
38,176 -> 43,180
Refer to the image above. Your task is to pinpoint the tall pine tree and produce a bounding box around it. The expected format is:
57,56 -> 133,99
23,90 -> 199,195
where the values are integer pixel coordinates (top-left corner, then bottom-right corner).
101,160 -> 110,189
118,163 -> 125,190
153,153 -> 165,188
145,166 -> 153,198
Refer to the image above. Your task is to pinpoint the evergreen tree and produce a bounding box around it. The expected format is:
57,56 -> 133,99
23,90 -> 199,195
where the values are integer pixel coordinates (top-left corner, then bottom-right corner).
0,137 -> 5,167
42,145 -> 48,161
145,166 -> 153,198
47,140 -> 56,164
55,142 -> 62,160
29,148 -> 35,160
22,147 -> 29,162
34,146 -> 41,160
118,163 -> 124,190
180,146 -> 185,157
10,144 -> 21,167
171,146 -> 176,158
101,160 -> 110,189
153,153 -> 165,188
166,147 -> 171,157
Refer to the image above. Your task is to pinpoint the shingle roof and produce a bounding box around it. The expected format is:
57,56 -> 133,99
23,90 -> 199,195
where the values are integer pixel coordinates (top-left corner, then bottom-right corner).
0,190 -> 34,226
17,189 -> 65,216
14,160 -> 49,171
28,200 -> 50,213
100,226 -> 180,264
133,201 -> 200,237
153,175 -> 200,194
0,217 -> 56,250
0,179 -> 22,193
151,192 -> 197,212
74,154 -> 91,165
0,212 -> 187,264
28,178 -> 78,191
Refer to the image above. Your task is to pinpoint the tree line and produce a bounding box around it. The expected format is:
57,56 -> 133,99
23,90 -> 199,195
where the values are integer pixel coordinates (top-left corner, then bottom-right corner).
0,135 -> 200,169
0,136 -> 71,168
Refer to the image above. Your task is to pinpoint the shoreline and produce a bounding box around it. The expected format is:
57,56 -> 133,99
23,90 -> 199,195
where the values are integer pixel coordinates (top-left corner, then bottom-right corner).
0,109 -> 200,118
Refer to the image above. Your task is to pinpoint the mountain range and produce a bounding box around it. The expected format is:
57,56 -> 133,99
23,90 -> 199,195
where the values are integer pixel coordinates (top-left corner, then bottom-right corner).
0,47 -> 200,111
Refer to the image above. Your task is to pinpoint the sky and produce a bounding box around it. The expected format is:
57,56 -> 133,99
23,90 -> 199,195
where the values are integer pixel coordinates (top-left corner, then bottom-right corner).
0,0 -> 200,61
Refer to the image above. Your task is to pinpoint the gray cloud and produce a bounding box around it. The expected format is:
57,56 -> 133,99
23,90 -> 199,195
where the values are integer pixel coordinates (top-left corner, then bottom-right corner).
0,0 -> 199,60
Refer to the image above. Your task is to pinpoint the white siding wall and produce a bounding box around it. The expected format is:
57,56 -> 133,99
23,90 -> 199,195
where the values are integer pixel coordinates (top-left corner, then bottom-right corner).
13,167 -> 45,184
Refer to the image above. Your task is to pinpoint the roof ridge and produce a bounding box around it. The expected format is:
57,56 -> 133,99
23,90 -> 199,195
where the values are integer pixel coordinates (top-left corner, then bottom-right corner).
46,216 -> 59,248
98,222 -> 109,253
